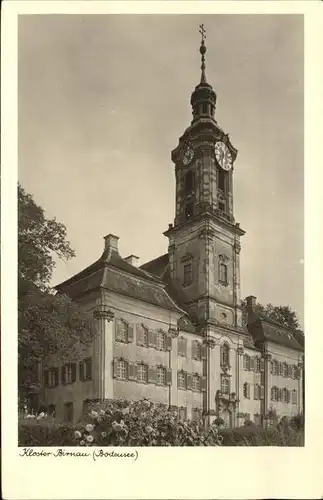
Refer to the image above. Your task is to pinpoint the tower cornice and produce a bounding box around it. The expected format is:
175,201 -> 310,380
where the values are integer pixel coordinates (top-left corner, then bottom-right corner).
164,210 -> 245,238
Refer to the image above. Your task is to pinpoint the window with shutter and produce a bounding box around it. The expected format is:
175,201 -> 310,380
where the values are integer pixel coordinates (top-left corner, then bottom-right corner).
243,382 -> 249,399
115,359 -> 128,380
148,330 -> 158,349
192,374 -> 201,392
115,319 -> 128,342
71,363 -> 77,383
156,366 -> 166,385
272,360 -> 278,375
136,324 -> 148,346
138,364 -> 148,383
243,355 -> 250,370
292,390 -> 297,404
178,371 -> 187,390
269,361 -> 273,374
256,358 -> 261,372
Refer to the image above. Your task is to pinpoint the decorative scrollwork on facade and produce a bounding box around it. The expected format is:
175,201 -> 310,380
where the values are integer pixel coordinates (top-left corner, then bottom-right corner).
233,241 -> 241,254
237,347 -> 244,356
218,253 -> 229,262
264,353 -> 272,361
203,337 -> 216,349
168,327 -> 179,339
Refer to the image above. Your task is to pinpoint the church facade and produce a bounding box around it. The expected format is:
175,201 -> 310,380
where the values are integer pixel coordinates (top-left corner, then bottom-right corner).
42,34 -> 304,426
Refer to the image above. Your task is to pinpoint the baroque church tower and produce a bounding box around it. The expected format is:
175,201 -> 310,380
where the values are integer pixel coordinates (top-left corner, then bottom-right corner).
164,26 -> 245,333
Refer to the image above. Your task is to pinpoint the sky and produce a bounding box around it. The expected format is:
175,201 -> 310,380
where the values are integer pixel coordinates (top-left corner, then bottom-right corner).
18,14 -> 304,326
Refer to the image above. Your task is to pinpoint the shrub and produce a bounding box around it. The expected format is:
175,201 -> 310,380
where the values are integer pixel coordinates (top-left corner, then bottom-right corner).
74,399 -> 222,447
220,423 -> 304,446
19,420 -> 77,446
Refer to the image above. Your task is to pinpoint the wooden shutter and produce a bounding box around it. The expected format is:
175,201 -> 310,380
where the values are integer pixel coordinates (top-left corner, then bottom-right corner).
61,366 -> 66,385
187,373 -> 193,390
79,361 -> 84,382
201,343 -> 207,360
127,324 -> 134,343
128,362 -> 137,381
260,359 -> 265,372
87,358 -> 92,381
251,357 -> 256,371
115,320 -> 123,341
287,389 -> 290,403
136,325 -> 142,346
44,369 -> 49,387
254,384 -> 258,399
71,363 -> 77,383
260,385 -> 264,399
54,368 -> 59,386
201,375 -> 207,392
113,358 -> 119,378
148,330 -> 157,348
269,361 -> 273,374
148,366 -> 156,384
166,335 -> 172,351
192,340 -> 197,359
166,369 -> 172,386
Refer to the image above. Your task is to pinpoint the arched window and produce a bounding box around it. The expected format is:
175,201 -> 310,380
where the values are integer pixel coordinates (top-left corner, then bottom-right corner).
219,262 -> 228,285
243,382 -> 250,399
185,170 -> 195,194
221,376 -> 230,394
271,386 -> 279,401
218,169 -> 226,192
220,343 -> 230,366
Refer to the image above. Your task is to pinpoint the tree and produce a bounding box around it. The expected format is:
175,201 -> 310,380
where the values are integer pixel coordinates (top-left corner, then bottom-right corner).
18,185 -> 93,395
18,184 -> 75,295
241,298 -> 303,337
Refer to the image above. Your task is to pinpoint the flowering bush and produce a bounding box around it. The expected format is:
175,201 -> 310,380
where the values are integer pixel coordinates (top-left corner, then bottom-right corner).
74,398 -> 222,447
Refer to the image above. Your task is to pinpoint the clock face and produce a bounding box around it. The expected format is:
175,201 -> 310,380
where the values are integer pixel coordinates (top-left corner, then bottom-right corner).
214,141 -> 232,171
182,144 -> 195,165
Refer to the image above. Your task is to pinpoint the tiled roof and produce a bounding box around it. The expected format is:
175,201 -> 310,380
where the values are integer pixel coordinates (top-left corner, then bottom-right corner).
248,317 -> 303,352
140,253 -> 169,278
55,249 -> 184,314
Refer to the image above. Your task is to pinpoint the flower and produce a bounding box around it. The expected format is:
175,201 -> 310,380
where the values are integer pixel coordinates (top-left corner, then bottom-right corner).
74,430 -> 82,439
90,410 -> 98,418
146,426 -> 154,434
85,423 -> 94,432
112,421 -> 122,432
99,409 -> 105,416
86,434 -> 94,443
122,407 -> 129,415
80,440 -> 85,446
101,431 -> 107,438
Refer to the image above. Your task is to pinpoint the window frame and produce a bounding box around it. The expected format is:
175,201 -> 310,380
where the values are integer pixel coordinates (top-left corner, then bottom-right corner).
183,262 -> 193,287
156,366 -> 167,386
219,262 -> 228,285
178,371 -> 187,390
117,359 -> 128,381
137,363 -> 148,383
156,331 -> 166,351
192,374 -> 201,392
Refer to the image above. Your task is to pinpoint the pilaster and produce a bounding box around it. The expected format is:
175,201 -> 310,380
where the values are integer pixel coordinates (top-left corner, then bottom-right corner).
93,306 -> 115,401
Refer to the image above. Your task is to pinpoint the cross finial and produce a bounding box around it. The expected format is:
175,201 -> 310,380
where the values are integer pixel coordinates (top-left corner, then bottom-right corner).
199,24 -> 206,43
198,24 -> 207,83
